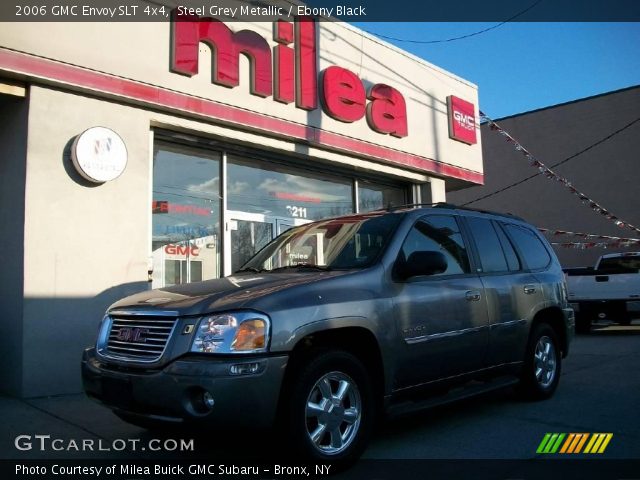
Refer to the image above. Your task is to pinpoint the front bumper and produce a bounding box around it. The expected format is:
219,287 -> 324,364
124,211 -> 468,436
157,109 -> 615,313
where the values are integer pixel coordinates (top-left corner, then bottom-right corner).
82,348 -> 288,428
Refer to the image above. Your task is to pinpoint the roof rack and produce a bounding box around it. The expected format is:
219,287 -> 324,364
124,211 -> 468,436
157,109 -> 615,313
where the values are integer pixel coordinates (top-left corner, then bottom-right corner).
385,202 -> 525,221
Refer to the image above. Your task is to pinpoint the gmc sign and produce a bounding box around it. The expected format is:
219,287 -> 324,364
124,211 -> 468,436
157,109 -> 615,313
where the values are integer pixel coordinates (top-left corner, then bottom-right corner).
447,95 -> 477,145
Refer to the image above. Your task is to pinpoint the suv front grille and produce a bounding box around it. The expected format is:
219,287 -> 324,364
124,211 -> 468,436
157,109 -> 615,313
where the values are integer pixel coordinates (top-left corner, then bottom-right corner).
104,314 -> 178,362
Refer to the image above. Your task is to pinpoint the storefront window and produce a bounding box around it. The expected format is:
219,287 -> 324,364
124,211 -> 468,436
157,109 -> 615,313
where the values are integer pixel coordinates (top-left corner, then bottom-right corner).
152,137 -> 411,279
227,155 -> 354,221
226,155 -> 354,271
358,180 -> 406,212
152,144 -> 221,287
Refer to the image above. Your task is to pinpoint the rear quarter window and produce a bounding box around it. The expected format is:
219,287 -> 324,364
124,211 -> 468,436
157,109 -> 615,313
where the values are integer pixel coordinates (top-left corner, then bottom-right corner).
502,223 -> 551,270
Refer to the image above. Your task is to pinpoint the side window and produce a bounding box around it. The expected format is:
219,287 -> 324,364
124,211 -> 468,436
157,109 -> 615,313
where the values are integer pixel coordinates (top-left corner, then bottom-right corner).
494,222 -> 521,271
466,217 -> 508,273
503,223 -> 551,270
401,215 -> 471,275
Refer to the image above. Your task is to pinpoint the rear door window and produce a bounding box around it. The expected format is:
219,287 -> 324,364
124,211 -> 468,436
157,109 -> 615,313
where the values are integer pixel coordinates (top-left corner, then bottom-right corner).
494,222 -> 521,271
466,217 -> 508,273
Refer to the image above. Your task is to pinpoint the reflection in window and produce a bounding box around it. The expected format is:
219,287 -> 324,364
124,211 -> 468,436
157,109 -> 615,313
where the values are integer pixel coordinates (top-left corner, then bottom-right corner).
358,180 -> 406,213
242,213 -> 402,271
231,220 -> 274,273
152,143 -> 221,287
227,156 -> 353,221
503,223 -> 551,271
401,215 -> 470,275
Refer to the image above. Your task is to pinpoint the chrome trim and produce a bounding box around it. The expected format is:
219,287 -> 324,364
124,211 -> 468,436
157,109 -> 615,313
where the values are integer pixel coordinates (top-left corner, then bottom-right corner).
97,310 -> 179,363
109,309 -> 179,317
489,319 -> 527,330
405,325 -> 486,345
108,322 -> 173,329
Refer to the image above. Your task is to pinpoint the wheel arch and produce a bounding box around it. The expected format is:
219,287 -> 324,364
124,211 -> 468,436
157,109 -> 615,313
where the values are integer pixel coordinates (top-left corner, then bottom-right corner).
279,326 -> 386,416
531,307 -> 568,357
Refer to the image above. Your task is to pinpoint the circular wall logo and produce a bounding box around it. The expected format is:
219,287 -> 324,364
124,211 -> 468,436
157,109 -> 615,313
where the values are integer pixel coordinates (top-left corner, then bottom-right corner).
71,127 -> 128,183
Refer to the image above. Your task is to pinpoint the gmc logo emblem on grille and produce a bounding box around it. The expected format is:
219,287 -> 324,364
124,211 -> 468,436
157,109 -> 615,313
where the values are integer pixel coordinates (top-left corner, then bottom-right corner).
116,327 -> 149,343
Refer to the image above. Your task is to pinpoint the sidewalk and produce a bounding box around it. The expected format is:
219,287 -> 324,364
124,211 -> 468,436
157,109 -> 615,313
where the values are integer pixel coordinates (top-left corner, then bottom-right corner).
1,393 -> 276,461
1,393 -> 146,459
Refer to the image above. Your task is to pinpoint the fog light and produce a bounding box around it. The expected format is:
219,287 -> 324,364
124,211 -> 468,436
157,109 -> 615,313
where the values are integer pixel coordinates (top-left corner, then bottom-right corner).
230,362 -> 260,375
202,391 -> 215,409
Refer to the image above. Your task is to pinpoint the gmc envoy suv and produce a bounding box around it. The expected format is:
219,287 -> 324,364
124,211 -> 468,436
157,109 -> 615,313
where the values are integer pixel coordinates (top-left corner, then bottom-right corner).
82,204 -> 574,462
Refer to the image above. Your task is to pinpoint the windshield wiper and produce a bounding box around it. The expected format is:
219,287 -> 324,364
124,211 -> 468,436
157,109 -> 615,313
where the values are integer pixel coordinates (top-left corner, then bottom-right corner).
270,263 -> 333,272
234,267 -> 267,274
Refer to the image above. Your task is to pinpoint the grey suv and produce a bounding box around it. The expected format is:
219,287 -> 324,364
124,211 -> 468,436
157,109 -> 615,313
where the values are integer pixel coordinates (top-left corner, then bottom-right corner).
82,204 -> 574,462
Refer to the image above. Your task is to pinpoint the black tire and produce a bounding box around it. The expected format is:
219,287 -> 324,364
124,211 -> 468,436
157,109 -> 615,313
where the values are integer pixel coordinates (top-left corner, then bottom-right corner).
283,350 -> 374,464
518,323 -> 562,400
113,410 -> 180,431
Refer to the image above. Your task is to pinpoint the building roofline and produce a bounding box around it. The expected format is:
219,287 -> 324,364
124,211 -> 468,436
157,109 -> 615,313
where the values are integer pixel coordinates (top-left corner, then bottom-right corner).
493,84 -> 640,122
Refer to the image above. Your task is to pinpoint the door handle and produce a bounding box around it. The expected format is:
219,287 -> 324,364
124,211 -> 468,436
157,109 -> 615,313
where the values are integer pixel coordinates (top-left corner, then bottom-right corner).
465,290 -> 481,301
524,285 -> 537,295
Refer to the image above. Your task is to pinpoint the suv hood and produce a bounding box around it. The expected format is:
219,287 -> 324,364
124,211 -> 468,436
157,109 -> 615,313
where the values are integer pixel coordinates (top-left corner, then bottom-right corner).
108,271 -> 349,317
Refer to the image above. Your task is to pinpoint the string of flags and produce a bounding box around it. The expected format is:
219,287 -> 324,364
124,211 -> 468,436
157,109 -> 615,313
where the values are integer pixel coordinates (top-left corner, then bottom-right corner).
541,227 -> 640,249
551,241 -> 640,250
480,111 -> 640,237
538,228 -> 640,243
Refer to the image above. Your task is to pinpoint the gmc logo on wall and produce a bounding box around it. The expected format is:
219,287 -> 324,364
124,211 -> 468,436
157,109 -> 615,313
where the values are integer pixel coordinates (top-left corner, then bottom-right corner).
170,12 -> 408,137
447,95 -> 477,145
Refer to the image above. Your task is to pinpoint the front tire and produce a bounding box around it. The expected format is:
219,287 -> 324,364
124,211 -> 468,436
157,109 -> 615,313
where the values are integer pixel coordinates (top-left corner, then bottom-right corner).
518,324 -> 562,400
284,350 -> 374,464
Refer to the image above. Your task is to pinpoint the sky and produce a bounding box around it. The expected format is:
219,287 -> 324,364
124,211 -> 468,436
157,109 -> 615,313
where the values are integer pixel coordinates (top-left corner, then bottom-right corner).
352,22 -> 640,118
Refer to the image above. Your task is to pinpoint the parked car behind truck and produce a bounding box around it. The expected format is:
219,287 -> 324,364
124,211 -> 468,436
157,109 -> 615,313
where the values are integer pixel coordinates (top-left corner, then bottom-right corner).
565,252 -> 640,332
82,204 -> 574,463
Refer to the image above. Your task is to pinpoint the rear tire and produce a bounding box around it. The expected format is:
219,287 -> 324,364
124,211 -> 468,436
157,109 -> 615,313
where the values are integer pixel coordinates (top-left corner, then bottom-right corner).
283,350 -> 374,465
518,323 -> 562,400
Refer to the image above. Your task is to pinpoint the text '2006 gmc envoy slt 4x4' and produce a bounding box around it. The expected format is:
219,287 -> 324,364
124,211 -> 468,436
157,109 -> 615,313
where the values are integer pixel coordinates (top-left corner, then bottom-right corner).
82,204 -> 574,462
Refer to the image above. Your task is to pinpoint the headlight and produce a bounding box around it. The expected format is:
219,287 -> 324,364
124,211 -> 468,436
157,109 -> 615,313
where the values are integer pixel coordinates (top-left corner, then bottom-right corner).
95,314 -> 112,354
191,312 -> 270,354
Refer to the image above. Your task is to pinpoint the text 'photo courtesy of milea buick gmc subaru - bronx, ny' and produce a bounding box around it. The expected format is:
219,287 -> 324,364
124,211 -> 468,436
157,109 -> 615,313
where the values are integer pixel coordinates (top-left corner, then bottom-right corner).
83,204 -> 574,463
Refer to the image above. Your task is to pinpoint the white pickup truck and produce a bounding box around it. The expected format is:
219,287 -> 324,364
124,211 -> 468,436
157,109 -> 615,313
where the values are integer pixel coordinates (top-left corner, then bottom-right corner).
564,252 -> 640,332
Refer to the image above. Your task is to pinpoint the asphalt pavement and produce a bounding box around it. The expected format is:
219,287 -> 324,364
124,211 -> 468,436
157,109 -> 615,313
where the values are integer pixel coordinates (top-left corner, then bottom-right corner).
2,322 -> 639,462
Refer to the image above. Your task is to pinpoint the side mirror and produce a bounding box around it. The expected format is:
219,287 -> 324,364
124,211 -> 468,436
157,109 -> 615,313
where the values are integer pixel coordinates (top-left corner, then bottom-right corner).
397,251 -> 448,279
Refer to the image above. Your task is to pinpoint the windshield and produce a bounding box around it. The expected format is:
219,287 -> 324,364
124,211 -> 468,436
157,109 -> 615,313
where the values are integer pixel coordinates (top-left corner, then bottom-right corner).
238,213 -> 403,272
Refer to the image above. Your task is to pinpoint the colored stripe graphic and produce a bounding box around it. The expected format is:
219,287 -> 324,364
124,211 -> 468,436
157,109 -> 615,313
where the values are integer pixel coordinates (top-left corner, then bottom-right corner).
559,433 -> 575,453
538,433 -> 613,454
536,433 -> 552,453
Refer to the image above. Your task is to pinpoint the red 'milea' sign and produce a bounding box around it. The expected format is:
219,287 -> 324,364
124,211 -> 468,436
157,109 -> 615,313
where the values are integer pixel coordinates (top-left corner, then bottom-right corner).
170,12 -> 408,137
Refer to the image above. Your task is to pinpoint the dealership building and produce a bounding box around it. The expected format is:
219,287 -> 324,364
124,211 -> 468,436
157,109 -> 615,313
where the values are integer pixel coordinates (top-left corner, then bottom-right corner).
0,6 -> 483,397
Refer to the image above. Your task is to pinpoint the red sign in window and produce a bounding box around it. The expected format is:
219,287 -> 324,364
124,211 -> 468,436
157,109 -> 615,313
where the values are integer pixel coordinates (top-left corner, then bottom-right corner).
447,96 -> 477,145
